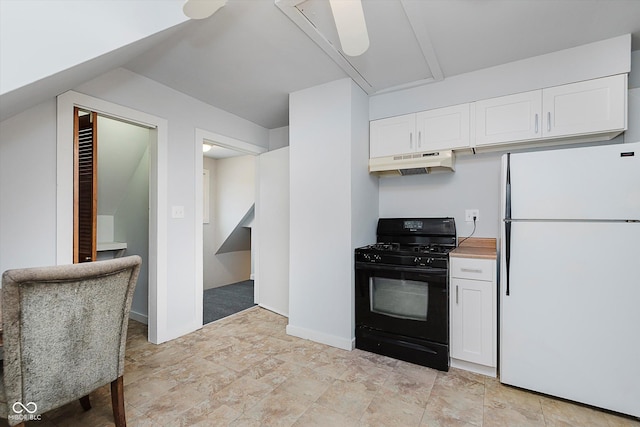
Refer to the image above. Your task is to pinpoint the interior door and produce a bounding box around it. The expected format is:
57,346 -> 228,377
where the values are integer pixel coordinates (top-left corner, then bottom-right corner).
256,147 -> 290,315
74,108 -> 98,263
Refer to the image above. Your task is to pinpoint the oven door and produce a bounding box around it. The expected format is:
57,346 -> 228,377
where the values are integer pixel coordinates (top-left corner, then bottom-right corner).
355,262 -> 448,344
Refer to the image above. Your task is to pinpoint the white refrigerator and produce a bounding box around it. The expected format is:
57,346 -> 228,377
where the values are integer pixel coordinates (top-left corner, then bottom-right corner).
499,141 -> 640,417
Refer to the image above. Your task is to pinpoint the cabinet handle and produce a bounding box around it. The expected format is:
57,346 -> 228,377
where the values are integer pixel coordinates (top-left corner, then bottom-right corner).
409,132 -> 413,149
547,112 -> 551,132
456,285 -> 459,304
418,131 -> 422,148
535,114 -> 539,133
461,268 -> 482,273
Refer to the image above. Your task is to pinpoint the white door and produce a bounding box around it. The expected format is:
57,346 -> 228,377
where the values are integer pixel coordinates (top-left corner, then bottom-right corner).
542,74 -> 627,138
369,114 -> 416,158
256,147 -> 290,316
475,90 -> 542,146
508,142 -> 640,220
416,103 -> 470,151
500,221 -> 640,417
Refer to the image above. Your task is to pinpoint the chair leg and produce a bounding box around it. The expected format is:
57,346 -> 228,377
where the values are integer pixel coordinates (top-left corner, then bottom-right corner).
111,376 -> 126,427
79,394 -> 92,411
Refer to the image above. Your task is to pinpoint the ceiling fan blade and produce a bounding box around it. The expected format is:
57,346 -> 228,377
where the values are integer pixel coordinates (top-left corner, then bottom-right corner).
183,0 -> 227,20
329,0 -> 370,57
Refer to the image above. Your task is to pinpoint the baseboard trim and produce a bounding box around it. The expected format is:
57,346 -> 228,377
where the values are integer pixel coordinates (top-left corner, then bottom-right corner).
450,358 -> 497,378
258,303 -> 288,318
285,323 -> 353,351
129,310 -> 148,325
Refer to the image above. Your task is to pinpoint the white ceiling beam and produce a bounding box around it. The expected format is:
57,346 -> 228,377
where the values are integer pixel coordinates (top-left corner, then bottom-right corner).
275,0 -> 375,94
400,0 -> 444,82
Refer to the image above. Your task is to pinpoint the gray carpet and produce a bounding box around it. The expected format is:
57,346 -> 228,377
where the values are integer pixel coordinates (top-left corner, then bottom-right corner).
203,280 -> 256,324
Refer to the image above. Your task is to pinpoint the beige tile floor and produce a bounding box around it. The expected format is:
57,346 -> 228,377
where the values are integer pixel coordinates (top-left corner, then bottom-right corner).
6,307 -> 639,427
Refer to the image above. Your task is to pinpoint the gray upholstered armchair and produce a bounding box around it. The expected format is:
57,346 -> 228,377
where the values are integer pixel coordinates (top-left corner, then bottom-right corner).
0,255 -> 141,427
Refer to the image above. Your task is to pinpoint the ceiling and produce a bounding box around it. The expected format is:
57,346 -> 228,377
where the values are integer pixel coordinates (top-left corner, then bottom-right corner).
122,0 -> 640,130
4,1 -> 640,129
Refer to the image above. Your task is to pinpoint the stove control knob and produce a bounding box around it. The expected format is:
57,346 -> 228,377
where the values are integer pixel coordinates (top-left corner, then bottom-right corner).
414,257 -> 421,265
373,254 -> 382,261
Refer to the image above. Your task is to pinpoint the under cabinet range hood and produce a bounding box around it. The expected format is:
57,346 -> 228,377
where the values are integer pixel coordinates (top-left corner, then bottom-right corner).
369,150 -> 455,176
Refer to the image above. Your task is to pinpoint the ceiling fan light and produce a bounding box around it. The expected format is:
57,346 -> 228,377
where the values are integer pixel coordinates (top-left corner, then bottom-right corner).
183,0 -> 227,20
329,0 -> 370,57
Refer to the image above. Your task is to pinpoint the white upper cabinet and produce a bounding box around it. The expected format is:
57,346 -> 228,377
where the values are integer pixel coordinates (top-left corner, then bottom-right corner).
371,74 -> 627,157
475,74 -> 627,148
475,91 -> 542,146
543,74 -> 627,138
369,114 -> 416,158
416,104 -> 470,151
370,104 -> 470,158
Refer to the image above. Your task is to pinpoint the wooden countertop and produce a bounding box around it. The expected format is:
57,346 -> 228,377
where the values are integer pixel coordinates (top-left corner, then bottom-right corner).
450,237 -> 497,260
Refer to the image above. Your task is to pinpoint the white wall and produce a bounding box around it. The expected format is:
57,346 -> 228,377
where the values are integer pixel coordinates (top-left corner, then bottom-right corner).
349,79 -> 379,334
0,100 -> 58,274
0,67 -> 268,341
380,153 -> 502,238
374,36 -> 634,239
214,155 -> 255,252
288,78 -> 377,350
97,115 -> 150,321
76,69 -> 267,339
97,116 -> 149,216
202,155 -> 254,289
268,126 -> 289,150
114,148 -> 150,320
629,50 -> 640,90
256,147 -> 290,316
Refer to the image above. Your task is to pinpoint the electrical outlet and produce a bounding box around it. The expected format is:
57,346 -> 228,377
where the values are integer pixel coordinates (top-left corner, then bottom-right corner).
465,209 -> 479,222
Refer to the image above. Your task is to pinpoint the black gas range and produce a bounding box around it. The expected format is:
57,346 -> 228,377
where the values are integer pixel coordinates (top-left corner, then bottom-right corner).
354,217 -> 456,371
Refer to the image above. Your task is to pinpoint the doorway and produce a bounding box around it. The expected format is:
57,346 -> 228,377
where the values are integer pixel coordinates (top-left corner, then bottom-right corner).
57,90 -> 169,344
194,129 -> 266,326
202,142 -> 255,323
95,115 -> 150,321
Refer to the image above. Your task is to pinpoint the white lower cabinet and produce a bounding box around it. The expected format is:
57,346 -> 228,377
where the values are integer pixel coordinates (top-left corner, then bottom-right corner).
450,256 -> 497,376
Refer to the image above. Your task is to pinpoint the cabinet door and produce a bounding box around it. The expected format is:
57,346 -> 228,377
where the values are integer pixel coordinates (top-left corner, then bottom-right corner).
475,90 -> 542,146
416,104 -> 470,151
369,114 -> 416,158
542,74 -> 627,138
451,277 -> 494,366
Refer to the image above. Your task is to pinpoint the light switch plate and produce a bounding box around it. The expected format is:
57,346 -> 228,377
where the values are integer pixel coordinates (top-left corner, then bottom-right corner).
172,205 -> 185,218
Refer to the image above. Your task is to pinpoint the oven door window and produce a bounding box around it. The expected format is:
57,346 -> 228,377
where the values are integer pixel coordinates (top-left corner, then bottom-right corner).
370,277 -> 428,321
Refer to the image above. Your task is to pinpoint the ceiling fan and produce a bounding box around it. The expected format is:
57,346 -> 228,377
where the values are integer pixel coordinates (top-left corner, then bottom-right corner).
182,0 -> 369,56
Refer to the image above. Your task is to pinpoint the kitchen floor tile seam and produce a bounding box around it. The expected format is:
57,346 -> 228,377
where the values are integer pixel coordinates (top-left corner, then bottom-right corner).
239,381 -> 319,426
362,390 -> 428,427
481,393 -> 546,427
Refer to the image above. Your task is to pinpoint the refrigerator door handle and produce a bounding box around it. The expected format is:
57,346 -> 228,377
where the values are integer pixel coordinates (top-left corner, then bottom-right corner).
505,153 -> 512,296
